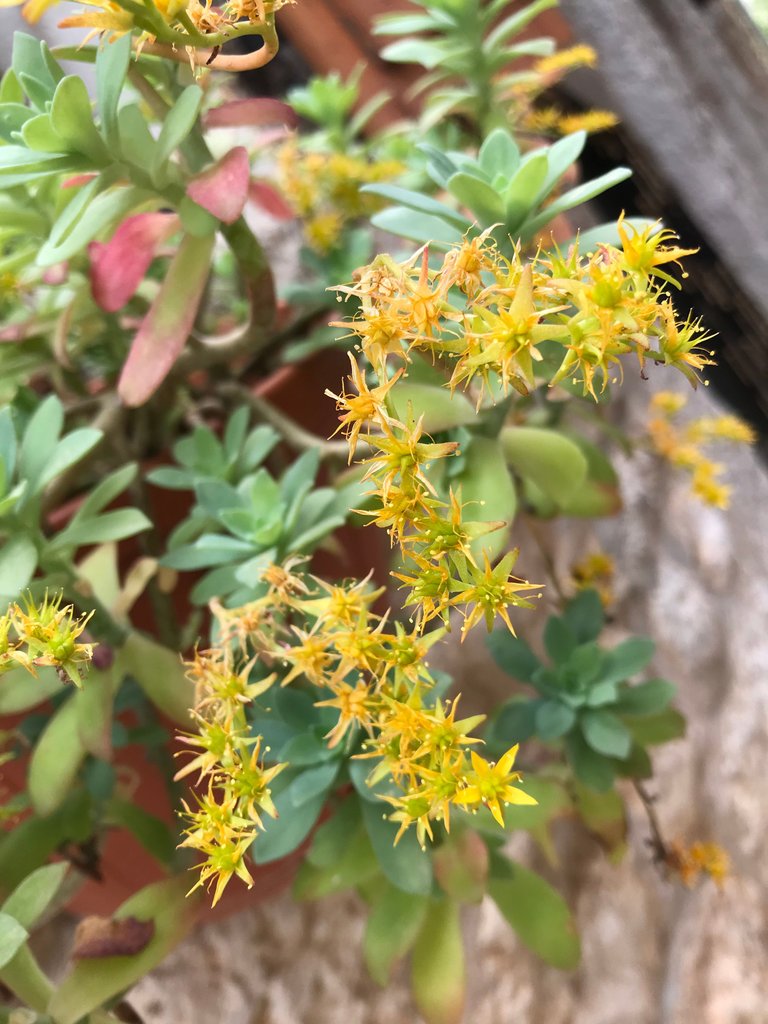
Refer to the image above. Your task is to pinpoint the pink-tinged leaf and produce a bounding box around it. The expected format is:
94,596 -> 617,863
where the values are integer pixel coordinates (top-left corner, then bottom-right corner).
248,180 -> 295,220
42,262 -> 69,285
203,97 -> 298,130
186,147 -> 250,225
118,231 -> 215,408
62,173 -> 98,189
89,213 -> 180,313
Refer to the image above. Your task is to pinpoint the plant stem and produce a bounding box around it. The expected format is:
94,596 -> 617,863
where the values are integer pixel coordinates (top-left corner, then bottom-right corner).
217,383 -> 351,458
632,780 -> 669,861
139,15 -> 279,72
522,513 -> 568,605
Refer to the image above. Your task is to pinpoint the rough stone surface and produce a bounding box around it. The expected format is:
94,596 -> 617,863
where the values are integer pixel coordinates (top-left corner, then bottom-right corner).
121,371 -> 768,1023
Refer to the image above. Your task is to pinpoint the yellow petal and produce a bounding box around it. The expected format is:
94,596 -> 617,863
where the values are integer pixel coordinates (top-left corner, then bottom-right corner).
503,785 -> 538,806
496,743 -> 519,775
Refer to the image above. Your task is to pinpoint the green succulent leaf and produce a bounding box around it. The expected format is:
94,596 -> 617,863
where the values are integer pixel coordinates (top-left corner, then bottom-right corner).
486,631 -> 540,682
0,913 -> 28,971
359,798 -> 433,896
28,696 -> 87,818
49,76 -> 110,164
451,436 -> 516,561
562,589 -> 604,644
625,708 -> 686,746
0,535 -> 37,601
48,877 -> 200,1024
601,636 -> 655,685
614,678 -> 676,716
411,899 -> 465,1024
489,854 -> 580,969
370,207 -> 466,248
565,731 -> 615,791
543,615 -> 577,664
581,709 -> 632,759
0,666 -> 62,714
535,699 -> 576,740
1,863 -> 68,930
95,32 -> 131,150
364,883 -> 429,987
249,777 -> 329,864
501,427 -> 588,507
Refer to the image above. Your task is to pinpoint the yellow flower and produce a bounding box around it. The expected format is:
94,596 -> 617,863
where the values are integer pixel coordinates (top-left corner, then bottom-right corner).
665,839 -> 730,889
450,550 -> 541,638
315,677 -> 375,748
58,1 -> 136,39
391,555 -> 453,629
557,110 -> 619,135
174,715 -> 249,782
616,214 -> 698,284
0,0 -> 60,23
453,745 -> 537,827
684,415 -> 756,446
280,626 -> 335,687
188,834 -> 255,907
534,44 -> 598,78
570,550 -> 615,607
412,696 -> 485,763
325,353 -> 403,462
11,595 -> 94,687
657,305 -> 716,385
362,419 -> 458,505
650,391 -> 687,416
223,738 -> 285,825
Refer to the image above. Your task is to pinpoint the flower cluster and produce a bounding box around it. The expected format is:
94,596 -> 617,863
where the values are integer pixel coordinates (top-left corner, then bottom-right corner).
0,594 -> 94,687
664,839 -> 730,888
275,142 -> 404,253
335,220 -> 707,404
570,550 -> 615,608
324,222 -> 711,633
326,349 -> 541,637
179,564 -> 536,902
506,45 -> 619,137
176,641 -> 285,905
648,391 -> 756,508
6,0 -> 294,63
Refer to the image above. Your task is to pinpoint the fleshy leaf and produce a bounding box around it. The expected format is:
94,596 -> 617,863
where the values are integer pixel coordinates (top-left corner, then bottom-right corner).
48,877 -> 201,1024
248,180 -> 295,220
186,147 -> 250,225
489,855 -> 580,969
203,97 -> 298,129
90,212 -> 179,313
118,231 -> 215,407
411,899 -> 465,1024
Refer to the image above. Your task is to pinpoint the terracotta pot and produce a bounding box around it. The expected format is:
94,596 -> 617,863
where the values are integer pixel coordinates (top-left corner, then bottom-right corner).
1,349 -> 390,920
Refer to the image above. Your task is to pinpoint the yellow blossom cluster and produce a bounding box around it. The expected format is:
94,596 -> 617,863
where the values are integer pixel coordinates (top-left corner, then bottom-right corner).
523,107 -> 619,137
665,839 -> 730,888
0,593 -> 94,687
276,142 -> 404,253
335,219 -> 707,405
648,391 -> 756,509
179,564 -> 536,902
570,550 -> 615,607
176,639 -> 285,906
501,45 -> 618,137
326,345 -> 541,639
325,221 -> 709,633
4,0 -> 294,59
